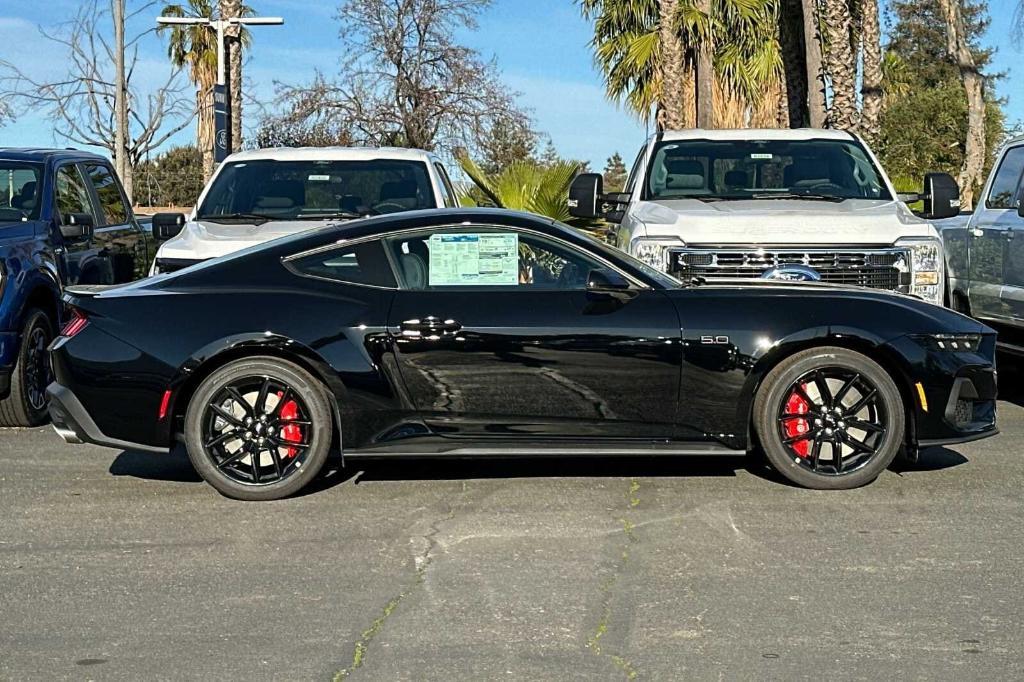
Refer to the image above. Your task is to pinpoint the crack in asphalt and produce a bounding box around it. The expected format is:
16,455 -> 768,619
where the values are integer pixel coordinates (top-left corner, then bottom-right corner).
332,503 -> 456,680
585,477 -> 642,680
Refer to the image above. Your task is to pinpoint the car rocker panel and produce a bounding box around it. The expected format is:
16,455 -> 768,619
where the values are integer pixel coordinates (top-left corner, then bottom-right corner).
47,208 -> 997,500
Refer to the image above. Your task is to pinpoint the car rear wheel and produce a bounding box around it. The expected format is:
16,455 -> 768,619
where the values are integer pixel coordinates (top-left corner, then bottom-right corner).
753,346 -> 904,490
0,308 -> 54,427
184,357 -> 333,501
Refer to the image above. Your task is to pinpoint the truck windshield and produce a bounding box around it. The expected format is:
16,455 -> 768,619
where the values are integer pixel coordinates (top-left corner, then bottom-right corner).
645,139 -> 892,202
0,162 -> 43,221
196,159 -> 437,221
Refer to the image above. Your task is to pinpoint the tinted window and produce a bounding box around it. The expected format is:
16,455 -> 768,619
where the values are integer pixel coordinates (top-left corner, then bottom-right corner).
197,159 -> 437,220
386,228 -> 603,290
55,165 -> 94,224
624,145 -> 646,194
289,240 -> 396,288
986,146 -> 1024,209
85,163 -> 129,226
646,138 -> 892,201
0,162 -> 42,221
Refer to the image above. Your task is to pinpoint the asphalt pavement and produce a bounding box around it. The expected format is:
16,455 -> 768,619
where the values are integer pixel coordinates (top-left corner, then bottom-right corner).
2,366 -> 1023,680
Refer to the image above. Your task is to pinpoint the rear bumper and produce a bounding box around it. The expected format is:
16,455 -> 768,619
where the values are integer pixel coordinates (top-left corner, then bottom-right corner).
47,382 -> 168,454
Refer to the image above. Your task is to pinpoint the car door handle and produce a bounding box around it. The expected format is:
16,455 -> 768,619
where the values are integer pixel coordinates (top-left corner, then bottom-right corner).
400,316 -> 462,336
970,227 -> 984,238
1006,229 -> 1016,240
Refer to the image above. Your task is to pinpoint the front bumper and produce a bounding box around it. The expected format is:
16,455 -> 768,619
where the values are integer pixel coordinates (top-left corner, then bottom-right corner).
47,382 -> 168,454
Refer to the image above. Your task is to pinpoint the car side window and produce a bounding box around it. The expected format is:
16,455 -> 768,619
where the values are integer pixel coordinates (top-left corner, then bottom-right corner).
434,163 -> 459,208
623,145 -> 647,195
54,165 -> 94,225
386,228 -> 605,291
987,146 -> 1024,209
287,239 -> 397,288
85,163 -> 130,226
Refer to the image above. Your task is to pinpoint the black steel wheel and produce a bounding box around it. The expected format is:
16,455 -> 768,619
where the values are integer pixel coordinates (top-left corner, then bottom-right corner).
184,357 -> 333,500
754,346 -> 904,490
0,308 -> 54,427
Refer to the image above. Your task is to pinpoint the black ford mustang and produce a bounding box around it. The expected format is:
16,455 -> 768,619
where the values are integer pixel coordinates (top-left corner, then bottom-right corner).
47,208 -> 997,500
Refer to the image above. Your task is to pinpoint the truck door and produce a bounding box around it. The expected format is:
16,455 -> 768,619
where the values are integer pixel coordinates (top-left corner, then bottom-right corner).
968,145 -> 1024,323
82,162 -> 148,282
53,162 -> 105,286
997,145 -> 1024,325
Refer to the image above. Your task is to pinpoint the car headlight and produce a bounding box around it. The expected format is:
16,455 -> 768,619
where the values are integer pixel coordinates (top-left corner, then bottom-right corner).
629,237 -> 684,272
895,237 -> 944,305
913,333 -> 983,352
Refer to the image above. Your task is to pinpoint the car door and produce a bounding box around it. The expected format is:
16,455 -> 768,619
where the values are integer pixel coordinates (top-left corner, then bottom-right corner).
994,145 -> 1024,325
53,162 -> 106,286
969,144 -> 1024,321
383,224 -> 689,441
83,161 -> 149,282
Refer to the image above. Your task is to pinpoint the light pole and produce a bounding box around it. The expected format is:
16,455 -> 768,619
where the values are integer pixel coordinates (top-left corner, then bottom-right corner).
156,14 -> 283,163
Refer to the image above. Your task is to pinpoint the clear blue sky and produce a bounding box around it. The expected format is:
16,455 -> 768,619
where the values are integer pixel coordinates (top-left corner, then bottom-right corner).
1,0 -> 1021,170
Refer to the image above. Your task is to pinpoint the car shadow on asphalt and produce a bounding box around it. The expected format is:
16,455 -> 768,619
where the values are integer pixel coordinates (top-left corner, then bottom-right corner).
109,446 -> 202,483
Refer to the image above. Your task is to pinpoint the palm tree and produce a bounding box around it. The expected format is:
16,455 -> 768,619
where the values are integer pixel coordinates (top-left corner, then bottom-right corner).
859,0 -> 883,141
159,0 -> 251,178
821,0 -> 858,129
220,0 -> 247,152
456,153 -> 586,227
580,0 -> 785,130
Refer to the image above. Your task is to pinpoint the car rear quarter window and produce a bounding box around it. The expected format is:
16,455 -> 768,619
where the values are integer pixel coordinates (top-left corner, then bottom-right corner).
0,162 -> 42,221
85,163 -> 130,226
986,146 -> 1024,209
287,239 -> 397,288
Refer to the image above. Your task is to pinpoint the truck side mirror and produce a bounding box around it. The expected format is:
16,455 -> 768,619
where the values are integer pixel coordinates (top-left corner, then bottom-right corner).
60,213 -> 94,241
152,212 -> 186,241
920,173 -> 960,220
1017,189 -> 1024,218
569,173 -> 603,219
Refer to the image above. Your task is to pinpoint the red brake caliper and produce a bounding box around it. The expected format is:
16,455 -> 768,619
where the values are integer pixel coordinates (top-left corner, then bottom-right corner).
784,384 -> 811,457
276,391 -> 302,458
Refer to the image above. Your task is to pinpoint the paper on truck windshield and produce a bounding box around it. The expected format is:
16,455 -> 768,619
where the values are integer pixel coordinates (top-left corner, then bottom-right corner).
428,233 -> 519,286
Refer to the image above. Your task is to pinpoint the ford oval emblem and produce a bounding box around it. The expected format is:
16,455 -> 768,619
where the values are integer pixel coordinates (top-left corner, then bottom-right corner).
761,265 -> 822,282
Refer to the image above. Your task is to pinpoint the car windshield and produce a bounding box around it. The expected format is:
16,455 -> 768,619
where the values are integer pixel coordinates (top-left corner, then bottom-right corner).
196,158 -> 437,221
0,162 -> 43,221
645,138 -> 892,202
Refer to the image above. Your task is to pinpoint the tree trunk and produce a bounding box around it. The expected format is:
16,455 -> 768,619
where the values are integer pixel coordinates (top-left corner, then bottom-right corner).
859,0 -> 883,143
198,86 -> 215,180
695,0 -> 714,128
220,0 -> 243,152
822,0 -> 858,129
112,0 -> 132,202
801,0 -> 826,127
657,0 -> 694,130
779,0 -> 807,127
938,0 -> 985,210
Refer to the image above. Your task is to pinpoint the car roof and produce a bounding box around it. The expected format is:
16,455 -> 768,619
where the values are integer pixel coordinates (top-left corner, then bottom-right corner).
313,207 -> 560,242
0,147 -> 108,163
222,146 -> 436,163
653,128 -> 857,143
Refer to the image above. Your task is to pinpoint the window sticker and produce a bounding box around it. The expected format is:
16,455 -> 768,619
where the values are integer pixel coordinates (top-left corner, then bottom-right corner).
750,153 -> 774,160
428,233 -> 519,286
307,174 -> 331,182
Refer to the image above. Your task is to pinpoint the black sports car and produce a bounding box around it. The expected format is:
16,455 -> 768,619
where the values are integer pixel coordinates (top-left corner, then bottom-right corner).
47,208 -> 998,500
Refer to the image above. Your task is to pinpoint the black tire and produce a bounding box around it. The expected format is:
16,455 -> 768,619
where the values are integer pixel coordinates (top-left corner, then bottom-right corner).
0,308 -> 54,427
184,357 -> 333,501
753,346 -> 905,490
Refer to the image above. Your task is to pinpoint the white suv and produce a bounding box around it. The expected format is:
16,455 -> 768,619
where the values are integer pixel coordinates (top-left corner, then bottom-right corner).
149,146 -> 460,274
569,128 -> 961,306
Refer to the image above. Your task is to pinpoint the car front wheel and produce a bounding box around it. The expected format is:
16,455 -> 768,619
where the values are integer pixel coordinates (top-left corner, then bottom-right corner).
754,346 -> 905,490
184,357 -> 333,501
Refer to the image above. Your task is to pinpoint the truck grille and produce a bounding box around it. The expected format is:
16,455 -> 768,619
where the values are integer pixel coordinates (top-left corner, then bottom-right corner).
669,248 -> 911,291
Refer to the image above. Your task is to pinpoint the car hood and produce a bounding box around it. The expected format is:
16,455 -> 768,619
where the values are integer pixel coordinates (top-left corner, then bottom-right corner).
634,198 -> 938,245
155,219 -> 340,261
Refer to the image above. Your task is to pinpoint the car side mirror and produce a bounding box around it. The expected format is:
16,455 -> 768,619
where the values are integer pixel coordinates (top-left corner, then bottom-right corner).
152,212 -> 186,241
1017,190 -> 1024,218
920,172 -> 960,219
60,213 -> 94,241
569,173 -> 603,219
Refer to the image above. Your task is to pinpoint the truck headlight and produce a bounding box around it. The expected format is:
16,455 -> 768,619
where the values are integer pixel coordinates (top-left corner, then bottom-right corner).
895,237 -> 944,305
628,237 -> 684,272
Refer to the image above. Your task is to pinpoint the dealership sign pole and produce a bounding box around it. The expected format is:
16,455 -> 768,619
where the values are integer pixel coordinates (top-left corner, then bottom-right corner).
156,14 -> 284,164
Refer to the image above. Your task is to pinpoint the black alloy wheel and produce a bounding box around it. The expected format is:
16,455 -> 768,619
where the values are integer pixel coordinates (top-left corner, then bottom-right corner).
0,308 -> 55,427
754,346 -> 904,490
185,358 -> 333,500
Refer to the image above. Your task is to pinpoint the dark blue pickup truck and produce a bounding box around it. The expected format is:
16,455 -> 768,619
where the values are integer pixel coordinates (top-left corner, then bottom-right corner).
0,148 -> 151,426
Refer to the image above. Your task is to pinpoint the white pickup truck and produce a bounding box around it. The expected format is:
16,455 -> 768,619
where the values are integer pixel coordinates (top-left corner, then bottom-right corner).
569,128 -> 961,306
148,146 -> 460,274
938,134 -> 1024,351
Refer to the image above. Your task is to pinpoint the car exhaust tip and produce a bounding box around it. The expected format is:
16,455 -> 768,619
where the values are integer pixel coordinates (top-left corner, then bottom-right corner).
51,424 -> 84,445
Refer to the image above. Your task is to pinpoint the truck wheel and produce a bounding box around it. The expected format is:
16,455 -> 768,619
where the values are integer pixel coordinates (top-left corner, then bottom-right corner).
184,357 -> 334,501
0,309 -> 55,427
753,346 -> 904,490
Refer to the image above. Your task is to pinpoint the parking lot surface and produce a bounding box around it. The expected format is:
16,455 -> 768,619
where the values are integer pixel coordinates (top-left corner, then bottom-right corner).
2,376 -> 1024,680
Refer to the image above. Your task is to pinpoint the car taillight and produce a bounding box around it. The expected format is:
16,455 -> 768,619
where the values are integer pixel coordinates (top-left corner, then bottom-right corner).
60,309 -> 89,338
